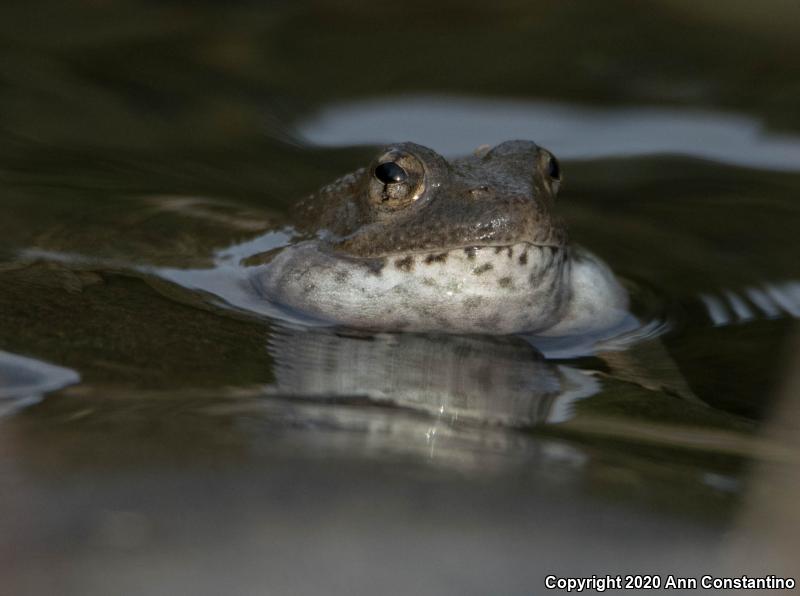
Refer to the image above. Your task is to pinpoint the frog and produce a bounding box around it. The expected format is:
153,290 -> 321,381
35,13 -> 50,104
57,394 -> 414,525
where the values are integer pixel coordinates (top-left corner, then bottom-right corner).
257,140 -> 631,337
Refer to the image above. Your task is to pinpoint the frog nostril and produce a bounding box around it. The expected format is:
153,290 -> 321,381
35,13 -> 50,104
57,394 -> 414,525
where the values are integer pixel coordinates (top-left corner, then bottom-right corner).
469,185 -> 491,197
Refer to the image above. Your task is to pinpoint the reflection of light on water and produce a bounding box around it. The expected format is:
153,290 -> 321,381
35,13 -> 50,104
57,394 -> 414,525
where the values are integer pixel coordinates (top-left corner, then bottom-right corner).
700,281 -> 800,326
0,350 -> 80,416
702,472 -> 741,494
22,229 -> 312,325
297,95 -> 800,171
144,229 -> 312,323
214,228 -> 293,263
546,367 -> 601,424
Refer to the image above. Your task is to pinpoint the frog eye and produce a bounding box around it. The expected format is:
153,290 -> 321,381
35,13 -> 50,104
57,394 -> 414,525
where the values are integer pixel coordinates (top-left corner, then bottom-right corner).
548,156 -> 561,180
374,162 -> 408,184
368,150 -> 425,210
537,148 -> 562,196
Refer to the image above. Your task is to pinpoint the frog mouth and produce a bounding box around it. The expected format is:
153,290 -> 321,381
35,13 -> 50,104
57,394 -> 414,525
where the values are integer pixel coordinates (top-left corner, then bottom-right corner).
330,238 -> 562,259
335,241 -> 565,275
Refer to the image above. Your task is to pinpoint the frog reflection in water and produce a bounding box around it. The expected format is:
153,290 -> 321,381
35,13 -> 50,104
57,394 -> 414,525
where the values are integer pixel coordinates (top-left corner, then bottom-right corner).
259,140 -> 629,336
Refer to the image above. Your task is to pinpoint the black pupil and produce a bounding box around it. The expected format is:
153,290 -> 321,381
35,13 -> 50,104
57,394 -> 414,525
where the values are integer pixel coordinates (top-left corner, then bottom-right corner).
548,156 -> 561,180
375,162 -> 407,184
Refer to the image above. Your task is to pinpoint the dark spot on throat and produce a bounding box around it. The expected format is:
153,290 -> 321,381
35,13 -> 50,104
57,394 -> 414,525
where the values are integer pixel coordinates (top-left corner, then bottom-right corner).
424,252 -> 448,264
498,277 -> 512,288
464,247 -> 477,260
473,263 -> 493,275
365,258 -> 386,276
464,297 -> 482,308
519,252 -> 528,265
394,256 -> 415,272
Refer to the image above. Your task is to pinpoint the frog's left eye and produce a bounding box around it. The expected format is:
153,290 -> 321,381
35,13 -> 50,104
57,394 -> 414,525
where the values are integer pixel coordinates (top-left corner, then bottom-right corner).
368,150 -> 426,210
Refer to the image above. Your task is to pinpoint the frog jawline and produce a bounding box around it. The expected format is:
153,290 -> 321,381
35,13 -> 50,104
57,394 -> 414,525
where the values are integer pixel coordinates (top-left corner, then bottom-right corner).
328,240 -> 565,262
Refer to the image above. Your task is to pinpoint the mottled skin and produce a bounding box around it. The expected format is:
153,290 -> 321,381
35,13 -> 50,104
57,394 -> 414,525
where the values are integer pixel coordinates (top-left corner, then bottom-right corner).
258,140 -> 629,335
294,140 -> 566,256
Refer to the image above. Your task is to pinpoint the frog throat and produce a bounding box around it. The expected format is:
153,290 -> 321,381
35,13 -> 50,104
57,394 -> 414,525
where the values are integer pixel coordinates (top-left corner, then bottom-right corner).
257,240 -> 574,334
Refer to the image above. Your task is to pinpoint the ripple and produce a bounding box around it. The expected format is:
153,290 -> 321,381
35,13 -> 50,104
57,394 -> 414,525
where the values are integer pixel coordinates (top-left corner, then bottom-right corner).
700,280 -> 800,326
0,350 -> 80,415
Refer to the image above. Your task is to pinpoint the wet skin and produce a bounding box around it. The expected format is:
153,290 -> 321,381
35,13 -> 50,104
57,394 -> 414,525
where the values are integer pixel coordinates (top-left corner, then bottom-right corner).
257,141 -> 629,335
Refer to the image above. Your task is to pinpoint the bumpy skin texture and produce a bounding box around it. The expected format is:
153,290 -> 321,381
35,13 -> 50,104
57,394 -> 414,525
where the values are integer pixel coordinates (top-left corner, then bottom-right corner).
258,140 -> 629,335
294,140 -> 566,256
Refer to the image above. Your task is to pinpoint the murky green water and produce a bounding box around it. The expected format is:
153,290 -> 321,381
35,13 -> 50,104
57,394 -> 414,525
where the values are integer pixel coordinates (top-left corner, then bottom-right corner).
2,2 -> 800,594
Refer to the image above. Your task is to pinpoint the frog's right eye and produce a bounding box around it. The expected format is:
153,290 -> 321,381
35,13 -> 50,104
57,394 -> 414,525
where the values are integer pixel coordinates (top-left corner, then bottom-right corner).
537,147 -> 562,196
547,156 -> 561,180
368,151 -> 426,210
374,162 -> 408,184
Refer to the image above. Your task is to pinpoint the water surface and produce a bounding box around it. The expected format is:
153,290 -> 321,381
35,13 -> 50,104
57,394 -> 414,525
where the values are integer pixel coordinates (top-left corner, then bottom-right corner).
2,2 -> 799,594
